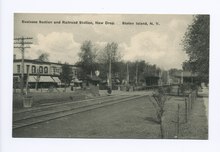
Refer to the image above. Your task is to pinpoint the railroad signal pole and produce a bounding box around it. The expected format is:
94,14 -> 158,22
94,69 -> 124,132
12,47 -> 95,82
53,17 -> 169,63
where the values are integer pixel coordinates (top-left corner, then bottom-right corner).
14,37 -> 33,94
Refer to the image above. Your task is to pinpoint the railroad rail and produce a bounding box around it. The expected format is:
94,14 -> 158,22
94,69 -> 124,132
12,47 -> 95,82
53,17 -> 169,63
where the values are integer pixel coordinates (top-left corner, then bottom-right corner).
13,94 -> 148,130
13,95 -> 132,121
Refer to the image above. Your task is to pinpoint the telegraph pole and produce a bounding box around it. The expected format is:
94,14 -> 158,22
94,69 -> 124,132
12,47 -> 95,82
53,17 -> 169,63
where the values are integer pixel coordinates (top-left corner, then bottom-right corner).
126,62 -> 129,84
181,71 -> 184,84
158,70 -> 162,86
135,62 -> 138,84
167,70 -> 170,85
14,37 -> 33,94
108,50 -> 112,90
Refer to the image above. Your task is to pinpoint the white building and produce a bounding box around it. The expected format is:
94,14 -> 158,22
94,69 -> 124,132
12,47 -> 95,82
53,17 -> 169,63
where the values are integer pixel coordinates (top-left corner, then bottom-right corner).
13,58 -> 79,88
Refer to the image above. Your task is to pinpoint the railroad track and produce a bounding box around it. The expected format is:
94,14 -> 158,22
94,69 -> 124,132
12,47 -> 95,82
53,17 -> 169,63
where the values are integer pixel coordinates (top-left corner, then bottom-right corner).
13,95 -> 132,121
13,94 -> 148,129
13,94 -> 120,114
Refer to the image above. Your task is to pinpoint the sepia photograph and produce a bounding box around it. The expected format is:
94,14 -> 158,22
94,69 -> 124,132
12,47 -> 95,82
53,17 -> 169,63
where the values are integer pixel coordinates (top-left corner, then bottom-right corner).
12,13 -> 209,139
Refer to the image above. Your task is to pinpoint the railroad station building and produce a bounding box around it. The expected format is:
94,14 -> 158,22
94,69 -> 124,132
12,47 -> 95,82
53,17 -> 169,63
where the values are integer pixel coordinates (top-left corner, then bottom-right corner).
13,58 -> 79,89
172,71 -> 198,84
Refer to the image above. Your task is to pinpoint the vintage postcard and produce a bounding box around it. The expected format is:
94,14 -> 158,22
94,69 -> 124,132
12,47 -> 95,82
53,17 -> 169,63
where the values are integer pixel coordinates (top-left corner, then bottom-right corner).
12,13 -> 209,139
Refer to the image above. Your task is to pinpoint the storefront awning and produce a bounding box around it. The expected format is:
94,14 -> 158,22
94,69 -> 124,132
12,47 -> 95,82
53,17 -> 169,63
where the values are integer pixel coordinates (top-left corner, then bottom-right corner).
52,77 -> 61,83
28,76 -> 37,82
39,76 -> 55,83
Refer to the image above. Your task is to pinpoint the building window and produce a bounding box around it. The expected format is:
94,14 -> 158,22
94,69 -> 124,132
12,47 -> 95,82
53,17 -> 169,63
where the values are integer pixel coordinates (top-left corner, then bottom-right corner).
13,76 -> 19,83
51,67 -> 61,75
54,68 -> 60,73
56,68 -> 60,73
32,66 -> 36,74
26,65 -> 30,73
17,65 -> 21,73
44,67 -> 48,74
39,66 -> 43,73
52,67 -> 56,74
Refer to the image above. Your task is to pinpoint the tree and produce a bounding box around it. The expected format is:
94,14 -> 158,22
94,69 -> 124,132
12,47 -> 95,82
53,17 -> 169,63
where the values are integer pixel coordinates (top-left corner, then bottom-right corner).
97,42 -> 121,82
126,60 -> 146,85
182,15 -> 210,83
60,63 -> 72,91
136,60 -> 146,84
182,61 -> 192,71
148,87 -> 170,138
103,42 -> 120,63
38,53 -> 49,62
141,63 -> 161,86
77,40 -> 97,78
104,42 -> 119,89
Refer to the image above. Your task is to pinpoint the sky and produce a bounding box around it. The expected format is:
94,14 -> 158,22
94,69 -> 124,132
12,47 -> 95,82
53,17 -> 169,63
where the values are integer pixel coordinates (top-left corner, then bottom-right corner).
14,13 -> 193,70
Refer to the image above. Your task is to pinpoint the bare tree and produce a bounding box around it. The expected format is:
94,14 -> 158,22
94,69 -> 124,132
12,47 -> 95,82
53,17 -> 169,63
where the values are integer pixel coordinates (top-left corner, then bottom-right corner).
148,87 -> 170,138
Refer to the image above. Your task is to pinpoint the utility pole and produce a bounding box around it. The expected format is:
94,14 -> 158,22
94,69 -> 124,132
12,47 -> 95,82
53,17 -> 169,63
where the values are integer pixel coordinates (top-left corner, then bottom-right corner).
158,70 -> 162,86
167,70 -> 170,85
106,42 -> 117,94
135,62 -> 138,84
14,37 -> 33,95
126,62 -> 129,84
108,52 -> 112,90
181,71 -> 184,84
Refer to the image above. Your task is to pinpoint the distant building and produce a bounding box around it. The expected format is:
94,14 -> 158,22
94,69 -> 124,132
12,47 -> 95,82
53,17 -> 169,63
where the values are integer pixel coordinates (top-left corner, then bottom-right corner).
172,71 -> 198,84
13,58 -> 79,88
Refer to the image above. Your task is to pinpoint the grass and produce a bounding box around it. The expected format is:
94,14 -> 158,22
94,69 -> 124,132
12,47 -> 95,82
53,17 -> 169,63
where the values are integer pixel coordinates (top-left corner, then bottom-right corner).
13,96 -> 161,138
179,97 -> 208,139
13,88 -> 100,110
159,95 -> 208,139
13,94 -> 208,139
